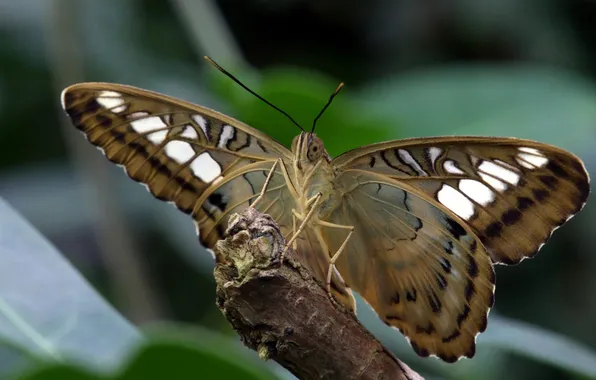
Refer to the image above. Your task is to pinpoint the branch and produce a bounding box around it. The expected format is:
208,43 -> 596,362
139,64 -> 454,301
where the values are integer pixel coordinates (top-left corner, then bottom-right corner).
213,208 -> 423,380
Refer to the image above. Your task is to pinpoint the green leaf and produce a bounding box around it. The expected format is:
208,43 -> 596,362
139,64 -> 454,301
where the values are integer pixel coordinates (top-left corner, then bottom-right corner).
14,328 -> 282,380
132,325 -> 281,380
0,198 -> 141,376
14,365 -> 105,380
117,340 -> 278,380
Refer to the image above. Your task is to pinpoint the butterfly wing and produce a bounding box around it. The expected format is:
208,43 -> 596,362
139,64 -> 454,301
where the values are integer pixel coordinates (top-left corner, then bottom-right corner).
61,83 -> 355,309
333,136 -> 590,265
61,82 -> 295,240
324,171 -> 494,362
325,137 -> 589,361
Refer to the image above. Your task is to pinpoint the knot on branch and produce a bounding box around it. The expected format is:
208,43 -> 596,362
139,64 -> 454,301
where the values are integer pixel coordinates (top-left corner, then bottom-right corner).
214,208 -> 285,278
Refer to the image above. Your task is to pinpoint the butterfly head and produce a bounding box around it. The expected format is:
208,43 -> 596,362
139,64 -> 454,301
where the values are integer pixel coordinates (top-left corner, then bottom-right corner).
292,132 -> 331,169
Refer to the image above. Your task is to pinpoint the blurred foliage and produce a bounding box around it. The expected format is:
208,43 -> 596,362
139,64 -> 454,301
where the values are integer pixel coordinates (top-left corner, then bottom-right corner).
1,0 -> 596,379
14,335 -> 279,380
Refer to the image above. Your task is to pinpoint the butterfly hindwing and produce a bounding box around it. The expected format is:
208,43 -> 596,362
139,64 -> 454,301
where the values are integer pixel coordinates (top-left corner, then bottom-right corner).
325,171 -> 495,361
196,161 -> 292,245
333,137 -> 590,265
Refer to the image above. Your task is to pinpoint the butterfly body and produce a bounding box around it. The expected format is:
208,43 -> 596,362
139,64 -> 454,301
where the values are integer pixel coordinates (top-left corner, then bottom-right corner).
288,133 -> 339,216
61,82 -> 589,363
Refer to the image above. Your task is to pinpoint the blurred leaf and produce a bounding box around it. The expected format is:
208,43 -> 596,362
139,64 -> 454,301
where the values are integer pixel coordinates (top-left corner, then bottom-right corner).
15,365 -> 104,380
140,324 -> 288,379
0,198 -> 141,376
205,64 -> 395,157
480,315 -> 596,378
15,329 -> 281,380
355,65 -> 596,152
118,335 -> 279,380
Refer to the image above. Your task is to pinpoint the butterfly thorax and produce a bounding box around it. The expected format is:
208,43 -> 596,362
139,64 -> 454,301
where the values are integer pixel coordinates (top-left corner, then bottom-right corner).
291,133 -> 339,215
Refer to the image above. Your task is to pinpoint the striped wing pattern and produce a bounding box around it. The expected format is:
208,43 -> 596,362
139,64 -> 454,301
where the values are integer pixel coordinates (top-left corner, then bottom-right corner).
61,83 -> 290,224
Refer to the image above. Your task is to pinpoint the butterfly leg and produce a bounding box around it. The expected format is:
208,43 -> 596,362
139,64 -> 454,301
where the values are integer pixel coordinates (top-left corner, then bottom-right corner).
292,213 -> 298,251
316,220 -> 355,300
280,193 -> 323,264
250,159 -> 280,209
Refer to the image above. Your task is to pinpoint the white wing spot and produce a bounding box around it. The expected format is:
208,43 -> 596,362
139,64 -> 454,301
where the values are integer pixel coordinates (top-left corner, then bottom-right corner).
427,147 -> 443,165
147,130 -> 167,144
218,125 -> 235,148
437,184 -> 475,220
96,90 -> 127,113
444,160 -> 465,175
479,160 -> 520,185
129,111 -> 149,120
190,152 -> 222,183
131,116 -> 168,144
459,179 -> 495,206
181,125 -> 198,139
192,115 -> 209,140
479,172 -> 508,192
518,147 -> 542,155
517,152 -> 548,169
165,140 -> 195,163
398,149 -> 428,176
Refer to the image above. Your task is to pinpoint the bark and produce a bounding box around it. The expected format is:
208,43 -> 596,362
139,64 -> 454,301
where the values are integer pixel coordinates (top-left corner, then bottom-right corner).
213,208 -> 423,380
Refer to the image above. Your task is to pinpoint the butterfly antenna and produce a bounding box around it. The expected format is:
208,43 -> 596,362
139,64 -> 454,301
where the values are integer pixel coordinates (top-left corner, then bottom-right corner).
204,56 -> 305,132
311,82 -> 344,133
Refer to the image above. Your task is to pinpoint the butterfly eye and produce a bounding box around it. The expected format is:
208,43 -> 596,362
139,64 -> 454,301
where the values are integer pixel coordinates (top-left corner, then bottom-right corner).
307,140 -> 323,161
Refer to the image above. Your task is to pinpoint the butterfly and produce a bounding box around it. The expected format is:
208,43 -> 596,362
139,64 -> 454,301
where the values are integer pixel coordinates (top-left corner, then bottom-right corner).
60,71 -> 589,363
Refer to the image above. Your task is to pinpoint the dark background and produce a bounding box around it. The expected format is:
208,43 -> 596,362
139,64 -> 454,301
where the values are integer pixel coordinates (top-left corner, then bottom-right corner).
1,1 -> 596,379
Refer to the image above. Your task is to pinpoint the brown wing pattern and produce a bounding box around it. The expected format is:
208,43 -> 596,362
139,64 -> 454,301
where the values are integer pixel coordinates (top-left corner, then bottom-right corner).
325,172 -> 495,362
333,136 -> 590,264
61,82 -> 294,245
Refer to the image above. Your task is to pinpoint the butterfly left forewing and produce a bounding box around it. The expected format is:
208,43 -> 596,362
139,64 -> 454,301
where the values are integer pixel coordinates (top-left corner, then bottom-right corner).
333,136 -> 590,264
61,82 -> 357,311
61,82 -> 296,244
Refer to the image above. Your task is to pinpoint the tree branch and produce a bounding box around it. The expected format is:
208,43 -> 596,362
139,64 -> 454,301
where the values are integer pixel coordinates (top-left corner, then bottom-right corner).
213,208 -> 423,380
